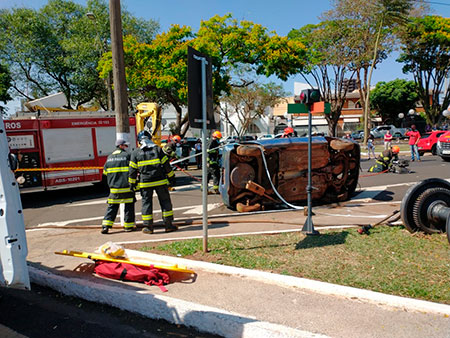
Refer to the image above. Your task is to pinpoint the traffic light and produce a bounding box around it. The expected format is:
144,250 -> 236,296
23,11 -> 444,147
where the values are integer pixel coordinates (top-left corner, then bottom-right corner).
299,89 -> 321,105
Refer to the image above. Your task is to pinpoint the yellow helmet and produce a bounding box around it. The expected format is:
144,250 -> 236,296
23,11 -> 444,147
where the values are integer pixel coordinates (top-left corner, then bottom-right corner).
212,131 -> 222,139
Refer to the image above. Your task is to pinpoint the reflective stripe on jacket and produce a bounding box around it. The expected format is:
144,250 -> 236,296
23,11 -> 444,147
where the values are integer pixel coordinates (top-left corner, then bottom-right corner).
129,142 -> 174,188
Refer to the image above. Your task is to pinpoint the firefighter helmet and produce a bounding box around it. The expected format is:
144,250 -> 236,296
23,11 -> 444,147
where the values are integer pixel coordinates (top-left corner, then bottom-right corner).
212,131 -> 222,139
172,135 -> 181,143
284,127 -> 294,135
392,145 -> 400,154
137,130 -> 152,142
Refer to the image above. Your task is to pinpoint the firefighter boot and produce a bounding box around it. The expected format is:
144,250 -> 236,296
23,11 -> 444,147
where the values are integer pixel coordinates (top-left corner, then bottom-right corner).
164,220 -> 178,233
142,223 -> 153,234
101,226 -> 109,234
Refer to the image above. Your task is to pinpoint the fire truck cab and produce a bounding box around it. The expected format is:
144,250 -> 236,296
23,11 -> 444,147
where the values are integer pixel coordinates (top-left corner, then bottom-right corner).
5,112 -> 137,191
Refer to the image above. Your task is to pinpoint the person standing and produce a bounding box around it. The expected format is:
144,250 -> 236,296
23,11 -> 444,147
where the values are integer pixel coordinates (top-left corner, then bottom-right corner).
194,138 -> 202,169
405,124 -> 421,161
206,131 -> 222,194
180,138 -> 192,170
162,135 -> 181,191
129,130 -> 177,234
101,139 -> 135,234
367,134 -> 376,160
384,130 -> 393,150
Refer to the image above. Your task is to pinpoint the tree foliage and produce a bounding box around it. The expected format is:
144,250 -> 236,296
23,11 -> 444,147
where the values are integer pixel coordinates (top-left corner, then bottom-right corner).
0,63 -> 12,115
220,82 -> 287,136
324,0 -> 419,142
0,0 -> 159,110
398,16 -> 450,124
370,79 -> 418,124
288,20 -> 357,136
104,14 -> 306,136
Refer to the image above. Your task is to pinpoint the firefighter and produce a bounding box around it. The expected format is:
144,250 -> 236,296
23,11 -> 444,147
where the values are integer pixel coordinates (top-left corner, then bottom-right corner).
162,135 -> 181,191
101,139 -> 135,234
282,127 -> 294,138
368,145 -> 400,173
162,135 -> 181,161
207,130 -> 222,194
129,130 -> 177,234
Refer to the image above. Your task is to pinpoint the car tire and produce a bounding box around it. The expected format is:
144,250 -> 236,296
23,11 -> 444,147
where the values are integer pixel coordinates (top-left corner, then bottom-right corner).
442,157 -> 450,162
431,144 -> 437,155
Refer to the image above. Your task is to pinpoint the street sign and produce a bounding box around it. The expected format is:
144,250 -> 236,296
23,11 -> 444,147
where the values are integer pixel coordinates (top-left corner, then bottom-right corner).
187,46 -> 215,129
288,103 -> 308,114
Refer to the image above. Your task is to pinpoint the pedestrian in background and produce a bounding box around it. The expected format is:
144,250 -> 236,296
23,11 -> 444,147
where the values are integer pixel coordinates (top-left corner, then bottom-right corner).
129,130 -> 177,234
206,131 -> 222,194
405,124 -> 421,161
101,139 -> 135,234
367,134 -> 376,160
194,138 -> 202,169
384,130 -> 393,150
180,138 -> 191,170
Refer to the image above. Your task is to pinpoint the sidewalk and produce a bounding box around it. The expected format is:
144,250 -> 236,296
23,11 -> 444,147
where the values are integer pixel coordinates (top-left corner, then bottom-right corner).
25,204 -> 450,338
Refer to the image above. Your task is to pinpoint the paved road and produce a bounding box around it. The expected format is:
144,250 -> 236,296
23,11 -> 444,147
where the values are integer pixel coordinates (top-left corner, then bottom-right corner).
0,283 -> 219,338
19,154 -> 450,230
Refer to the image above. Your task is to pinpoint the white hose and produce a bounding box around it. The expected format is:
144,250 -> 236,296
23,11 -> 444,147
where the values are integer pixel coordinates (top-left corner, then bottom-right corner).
244,142 -> 304,210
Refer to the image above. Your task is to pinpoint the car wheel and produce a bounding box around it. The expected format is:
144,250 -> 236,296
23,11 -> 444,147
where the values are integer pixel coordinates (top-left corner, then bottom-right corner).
431,144 -> 437,155
442,157 -> 450,162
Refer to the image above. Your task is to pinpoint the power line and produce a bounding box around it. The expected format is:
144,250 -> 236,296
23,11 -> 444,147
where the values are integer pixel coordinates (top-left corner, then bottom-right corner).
415,0 -> 450,7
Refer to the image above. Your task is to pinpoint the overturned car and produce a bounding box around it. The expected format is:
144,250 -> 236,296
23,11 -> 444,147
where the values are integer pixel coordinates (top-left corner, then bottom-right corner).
219,136 -> 360,212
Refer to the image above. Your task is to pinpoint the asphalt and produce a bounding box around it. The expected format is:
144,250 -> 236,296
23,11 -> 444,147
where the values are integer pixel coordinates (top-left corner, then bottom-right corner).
24,200 -> 450,338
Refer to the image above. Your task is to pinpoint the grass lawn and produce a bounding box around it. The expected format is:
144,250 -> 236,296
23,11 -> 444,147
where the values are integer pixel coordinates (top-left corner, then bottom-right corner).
138,226 -> 450,304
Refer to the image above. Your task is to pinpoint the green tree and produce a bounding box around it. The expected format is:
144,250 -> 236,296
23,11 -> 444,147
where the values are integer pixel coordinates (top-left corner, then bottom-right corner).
370,79 -> 418,124
106,14 -> 306,136
220,82 -> 287,136
288,20 -> 357,136
0,0 -> 158,110
398,16 -> 450,124
0,63 -> 12,115
324,0 -> 419,143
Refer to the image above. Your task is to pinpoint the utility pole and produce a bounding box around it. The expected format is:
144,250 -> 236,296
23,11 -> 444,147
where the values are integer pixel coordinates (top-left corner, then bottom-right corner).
109,0 -> 129,141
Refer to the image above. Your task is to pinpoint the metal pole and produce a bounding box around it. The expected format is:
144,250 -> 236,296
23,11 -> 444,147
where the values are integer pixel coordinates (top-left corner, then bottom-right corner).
200,57 -> 209,253
109,0 -> 129,142
302,105 -> 319,235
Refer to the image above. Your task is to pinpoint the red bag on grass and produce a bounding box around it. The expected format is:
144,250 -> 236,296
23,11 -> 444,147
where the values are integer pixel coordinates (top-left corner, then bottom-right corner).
94,261 -> 170,292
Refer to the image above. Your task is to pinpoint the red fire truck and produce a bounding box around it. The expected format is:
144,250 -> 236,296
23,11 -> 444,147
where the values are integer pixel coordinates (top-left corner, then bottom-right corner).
5,112 -> 137,191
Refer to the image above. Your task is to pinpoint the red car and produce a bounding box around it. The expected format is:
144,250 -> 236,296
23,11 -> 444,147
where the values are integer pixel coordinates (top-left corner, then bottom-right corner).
417,130 -> 446,156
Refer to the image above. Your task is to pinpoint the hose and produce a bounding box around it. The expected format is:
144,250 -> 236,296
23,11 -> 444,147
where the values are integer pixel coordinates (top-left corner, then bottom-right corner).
239,142 -> 304,210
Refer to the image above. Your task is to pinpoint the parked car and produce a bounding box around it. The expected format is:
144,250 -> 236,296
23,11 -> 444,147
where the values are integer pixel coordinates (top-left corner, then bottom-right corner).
219,136 -> 360,212
238,135 -> 257,142
258,134 -> 274,140
417,130 -> 446,156
351,130 -> 364,139
221,135 -> 238,144
436,131 -> 450,162
370,125 -> 406,139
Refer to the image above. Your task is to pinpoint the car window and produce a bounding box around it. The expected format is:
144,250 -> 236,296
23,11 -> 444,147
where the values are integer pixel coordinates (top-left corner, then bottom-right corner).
421,133 -> 431,139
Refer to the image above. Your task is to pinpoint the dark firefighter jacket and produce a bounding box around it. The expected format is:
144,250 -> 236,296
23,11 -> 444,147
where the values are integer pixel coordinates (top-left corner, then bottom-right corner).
103,147 -> 134,204
207,138 -> 221,165
368,149 -> 398,173
129,142 -> 175,189
162,142 -> 178,160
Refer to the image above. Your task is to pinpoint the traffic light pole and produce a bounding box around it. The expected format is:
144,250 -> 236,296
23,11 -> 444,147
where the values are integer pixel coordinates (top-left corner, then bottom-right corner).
302,104 -> 319,235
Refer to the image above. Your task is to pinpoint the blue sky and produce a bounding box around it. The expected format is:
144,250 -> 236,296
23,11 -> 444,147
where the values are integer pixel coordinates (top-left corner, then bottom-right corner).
2,0 -> 450,111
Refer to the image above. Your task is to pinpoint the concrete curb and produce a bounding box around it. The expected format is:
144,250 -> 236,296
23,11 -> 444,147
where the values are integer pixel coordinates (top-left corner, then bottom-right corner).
28,266 -> 329,338
124,250 -> 450,317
